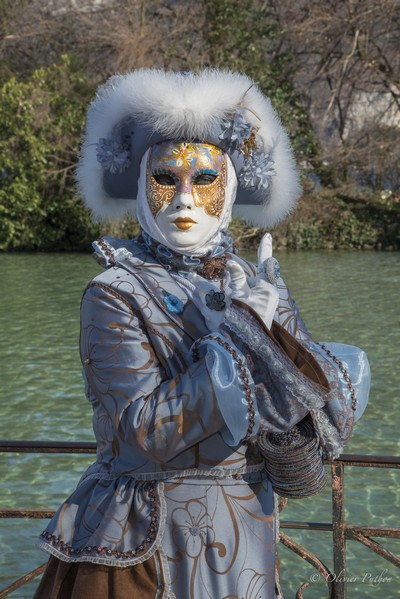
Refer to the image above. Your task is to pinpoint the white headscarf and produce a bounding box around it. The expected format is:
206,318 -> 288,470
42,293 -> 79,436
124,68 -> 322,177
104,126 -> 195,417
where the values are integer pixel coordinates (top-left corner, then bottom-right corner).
136,149 -> 238,257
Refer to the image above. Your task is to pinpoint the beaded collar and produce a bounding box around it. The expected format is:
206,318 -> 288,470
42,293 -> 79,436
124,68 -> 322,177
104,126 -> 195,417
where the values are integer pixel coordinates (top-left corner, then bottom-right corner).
140,231 -> 234,281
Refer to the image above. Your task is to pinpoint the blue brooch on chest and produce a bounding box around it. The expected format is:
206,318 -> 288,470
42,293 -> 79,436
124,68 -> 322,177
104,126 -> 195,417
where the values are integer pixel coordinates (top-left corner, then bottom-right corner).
163,293 -> 184,315
205,289 -> 226,311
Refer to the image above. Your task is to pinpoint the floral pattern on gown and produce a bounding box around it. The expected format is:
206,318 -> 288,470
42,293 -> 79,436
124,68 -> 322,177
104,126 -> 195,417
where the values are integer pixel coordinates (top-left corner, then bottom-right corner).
37,237 -> 356,598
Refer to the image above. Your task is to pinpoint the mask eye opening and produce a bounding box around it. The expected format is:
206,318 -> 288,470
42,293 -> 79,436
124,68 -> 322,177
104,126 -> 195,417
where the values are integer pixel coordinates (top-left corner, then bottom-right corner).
152,169 -> 176,186
193,169 -> 218,186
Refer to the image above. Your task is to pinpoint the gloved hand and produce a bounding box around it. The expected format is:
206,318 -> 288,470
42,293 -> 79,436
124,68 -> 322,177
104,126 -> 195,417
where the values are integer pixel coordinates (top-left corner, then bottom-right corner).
227,233 -> 279,330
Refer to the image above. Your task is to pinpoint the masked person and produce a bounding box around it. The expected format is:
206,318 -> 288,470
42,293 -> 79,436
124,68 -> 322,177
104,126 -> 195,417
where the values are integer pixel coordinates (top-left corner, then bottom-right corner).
34,70 -> 370,599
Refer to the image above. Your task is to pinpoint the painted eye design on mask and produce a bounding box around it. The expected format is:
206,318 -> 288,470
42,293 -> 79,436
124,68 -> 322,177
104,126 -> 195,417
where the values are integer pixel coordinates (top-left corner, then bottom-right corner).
192,163 -> 226,219
152,169 -> 177,187
193,173 -> 217,185
147,168 -> 176,216
153,173 -> 176,186
192,170 -> 218,186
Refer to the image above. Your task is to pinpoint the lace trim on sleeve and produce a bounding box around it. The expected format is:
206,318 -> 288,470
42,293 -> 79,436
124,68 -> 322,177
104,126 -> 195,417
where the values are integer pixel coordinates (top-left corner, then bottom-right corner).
224,304 -> 344,458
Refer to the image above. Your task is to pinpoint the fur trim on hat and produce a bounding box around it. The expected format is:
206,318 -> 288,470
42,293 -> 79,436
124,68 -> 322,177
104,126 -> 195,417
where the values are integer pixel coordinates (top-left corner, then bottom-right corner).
76,69 -> 301,228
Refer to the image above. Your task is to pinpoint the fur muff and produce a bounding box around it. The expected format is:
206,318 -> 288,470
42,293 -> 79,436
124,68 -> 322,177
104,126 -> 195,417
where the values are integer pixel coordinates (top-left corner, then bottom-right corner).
76,69 -> 301,228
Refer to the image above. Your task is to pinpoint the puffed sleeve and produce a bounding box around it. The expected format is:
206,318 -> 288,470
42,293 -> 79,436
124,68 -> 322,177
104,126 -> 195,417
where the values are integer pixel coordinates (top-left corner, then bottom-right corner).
217,268 -> 359,456
80,283 -> 258,464
274,277 -> 362,453
275,276 -> 370,423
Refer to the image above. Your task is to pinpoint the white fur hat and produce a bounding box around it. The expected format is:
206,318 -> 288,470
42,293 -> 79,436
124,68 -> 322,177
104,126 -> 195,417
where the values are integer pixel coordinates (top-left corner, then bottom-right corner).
77,68 -> 301,227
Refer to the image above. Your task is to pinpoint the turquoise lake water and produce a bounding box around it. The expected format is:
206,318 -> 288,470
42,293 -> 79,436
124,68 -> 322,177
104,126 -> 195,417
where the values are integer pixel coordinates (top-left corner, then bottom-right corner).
0,250 -> 399,597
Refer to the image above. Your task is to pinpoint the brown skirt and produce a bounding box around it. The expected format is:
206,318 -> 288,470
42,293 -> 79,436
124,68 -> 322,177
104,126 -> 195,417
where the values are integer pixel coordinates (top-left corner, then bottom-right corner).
33,554 -> 163,599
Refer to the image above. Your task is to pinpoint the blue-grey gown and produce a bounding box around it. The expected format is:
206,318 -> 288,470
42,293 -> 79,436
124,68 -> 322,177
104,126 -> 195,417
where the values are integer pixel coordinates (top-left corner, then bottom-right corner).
37,237 -> 368,599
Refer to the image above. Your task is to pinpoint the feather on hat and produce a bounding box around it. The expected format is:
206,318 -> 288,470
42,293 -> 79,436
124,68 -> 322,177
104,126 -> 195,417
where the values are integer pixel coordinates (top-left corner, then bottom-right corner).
77,68 -> 301,227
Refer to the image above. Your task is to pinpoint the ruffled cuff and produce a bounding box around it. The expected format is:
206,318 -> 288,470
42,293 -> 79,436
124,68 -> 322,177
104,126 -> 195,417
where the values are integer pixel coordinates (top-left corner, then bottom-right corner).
191,333 -> 260,446
306,341 -> 371,422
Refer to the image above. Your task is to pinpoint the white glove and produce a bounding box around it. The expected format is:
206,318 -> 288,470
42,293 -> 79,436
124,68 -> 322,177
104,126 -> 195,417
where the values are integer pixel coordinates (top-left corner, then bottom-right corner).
227,233 -> 279,330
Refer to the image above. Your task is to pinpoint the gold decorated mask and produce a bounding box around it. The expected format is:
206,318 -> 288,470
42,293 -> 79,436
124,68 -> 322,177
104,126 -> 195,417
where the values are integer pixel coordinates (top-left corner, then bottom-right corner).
146,141 -> 226,219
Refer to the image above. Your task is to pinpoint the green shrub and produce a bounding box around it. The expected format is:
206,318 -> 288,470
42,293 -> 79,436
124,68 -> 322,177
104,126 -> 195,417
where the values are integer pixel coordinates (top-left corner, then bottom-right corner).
0,55 -> 99,250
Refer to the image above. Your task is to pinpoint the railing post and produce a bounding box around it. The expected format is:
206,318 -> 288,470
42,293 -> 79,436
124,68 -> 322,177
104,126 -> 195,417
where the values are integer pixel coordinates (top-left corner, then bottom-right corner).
331,461 -> 346,598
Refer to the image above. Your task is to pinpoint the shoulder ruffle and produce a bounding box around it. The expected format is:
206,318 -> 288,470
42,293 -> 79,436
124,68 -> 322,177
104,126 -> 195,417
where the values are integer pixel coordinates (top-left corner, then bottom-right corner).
92,236 -> 146,268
